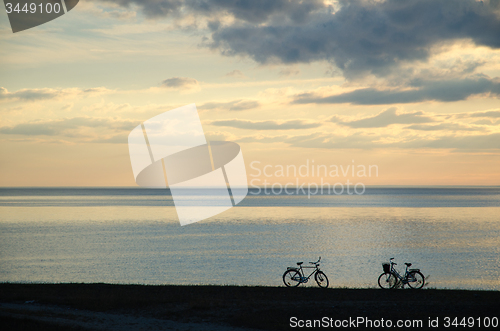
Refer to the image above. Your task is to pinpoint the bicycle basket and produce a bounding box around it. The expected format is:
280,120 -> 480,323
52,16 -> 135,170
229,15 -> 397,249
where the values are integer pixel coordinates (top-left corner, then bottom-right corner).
382,263 -> 390,273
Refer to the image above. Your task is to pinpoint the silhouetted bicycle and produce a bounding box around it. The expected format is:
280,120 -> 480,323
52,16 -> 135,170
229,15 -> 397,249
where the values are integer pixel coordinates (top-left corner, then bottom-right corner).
378,258 -> 425,289
283,257 -> 329,288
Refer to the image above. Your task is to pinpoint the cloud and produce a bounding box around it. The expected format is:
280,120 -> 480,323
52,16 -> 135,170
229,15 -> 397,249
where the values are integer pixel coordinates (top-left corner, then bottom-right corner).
468,110 -> 500,118
224,69 -> 246,79
160,77 -> 199,89
210,119 -> 321,130
93,1 -> 500,83
0,87 -> 112,102
286,132 -> 379,149
200,99 -> 259,111
96,0 -> 183,19
331,107 -> 435,128
238,131 -> 500,150
237,132 -> 382,149
207,0 -> 500,79
0,117 -> 137,137
193,0 -> 325,23
279,67 -> 300,77
81,2 -> 137,21
471,119 -> 500,126
236,134 -> 290,143
98,0 -> 325,22
294,77 -> 500,105
329,107 -> 500,131
82,87 -> 111,94
402,133 -> 500,150
0,87 -> 61,101
405,123 -> 485,132
204,130 -> 233,141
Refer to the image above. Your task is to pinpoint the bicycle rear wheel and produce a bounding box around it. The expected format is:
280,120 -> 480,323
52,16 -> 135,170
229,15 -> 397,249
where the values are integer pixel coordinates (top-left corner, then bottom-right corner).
407,271 -> 425,289
283,269 -> 301,287
315,271 -> 329,288
378,272 -> 397,289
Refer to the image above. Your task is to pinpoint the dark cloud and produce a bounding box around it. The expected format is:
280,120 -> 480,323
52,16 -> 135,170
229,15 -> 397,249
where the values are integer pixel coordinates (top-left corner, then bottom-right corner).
188,0 -> 325,23
160,77 -> 199,88
97,0 -> 325,22
0,117 -> 136,136
95,1 -> 500,81
207,0 -> 500,78
294,77 -> 500,105
96,0 -> 183,19
210,119 -> 321,130
331,107 -> 434,128
200,99 -> 259,111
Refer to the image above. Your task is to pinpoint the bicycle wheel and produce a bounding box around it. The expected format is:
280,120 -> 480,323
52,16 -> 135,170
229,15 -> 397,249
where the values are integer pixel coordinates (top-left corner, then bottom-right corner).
407,271 -> 425,289
315,271 -> 329,288
283,269 -> 301,287
378,272 -> 397,289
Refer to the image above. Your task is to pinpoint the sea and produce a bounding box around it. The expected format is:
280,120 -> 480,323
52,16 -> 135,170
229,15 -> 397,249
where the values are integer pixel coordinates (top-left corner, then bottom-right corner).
0,187 -> 499,290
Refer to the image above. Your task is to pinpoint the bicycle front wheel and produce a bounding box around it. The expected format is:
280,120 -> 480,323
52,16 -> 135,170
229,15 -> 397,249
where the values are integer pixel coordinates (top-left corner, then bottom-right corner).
315,271 -> 329,288
407,271 -> 425,289
378,272 -> 397,289
283,269 -> 301,287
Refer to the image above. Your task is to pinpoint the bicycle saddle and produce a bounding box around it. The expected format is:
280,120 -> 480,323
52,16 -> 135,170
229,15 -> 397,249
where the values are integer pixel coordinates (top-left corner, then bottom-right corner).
297,262 -> 303,265
405,263 -> 412,267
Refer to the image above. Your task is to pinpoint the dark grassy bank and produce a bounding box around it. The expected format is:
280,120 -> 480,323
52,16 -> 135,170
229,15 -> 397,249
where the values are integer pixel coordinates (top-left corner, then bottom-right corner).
1,283 -> 499,330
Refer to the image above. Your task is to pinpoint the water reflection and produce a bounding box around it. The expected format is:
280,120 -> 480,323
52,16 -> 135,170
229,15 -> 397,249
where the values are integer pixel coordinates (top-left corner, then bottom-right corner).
0,206 -> 498,290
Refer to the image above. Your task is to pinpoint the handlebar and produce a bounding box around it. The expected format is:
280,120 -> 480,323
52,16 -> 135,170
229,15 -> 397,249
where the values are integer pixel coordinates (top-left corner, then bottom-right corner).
309,257 -> 321,264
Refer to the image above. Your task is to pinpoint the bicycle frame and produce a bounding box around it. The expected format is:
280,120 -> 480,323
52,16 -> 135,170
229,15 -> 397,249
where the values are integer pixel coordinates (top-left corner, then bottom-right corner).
295,264 -> 320,283
390,262 -> 416,285
287,257 -> 323,283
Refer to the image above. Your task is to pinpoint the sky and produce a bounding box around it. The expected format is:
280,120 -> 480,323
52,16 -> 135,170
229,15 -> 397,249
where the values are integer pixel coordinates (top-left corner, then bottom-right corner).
1,0 -> 500,187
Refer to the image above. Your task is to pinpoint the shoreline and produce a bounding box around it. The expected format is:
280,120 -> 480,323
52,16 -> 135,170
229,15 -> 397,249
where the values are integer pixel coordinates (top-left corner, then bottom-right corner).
1,283 -> 499,330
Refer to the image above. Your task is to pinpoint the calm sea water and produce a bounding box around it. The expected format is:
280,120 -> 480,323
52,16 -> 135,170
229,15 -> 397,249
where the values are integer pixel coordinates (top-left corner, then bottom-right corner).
0,187 -> 499,290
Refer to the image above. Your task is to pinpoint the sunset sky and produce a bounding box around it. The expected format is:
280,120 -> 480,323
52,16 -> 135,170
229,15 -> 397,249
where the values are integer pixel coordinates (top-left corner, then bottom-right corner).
1,0 -> 500,187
